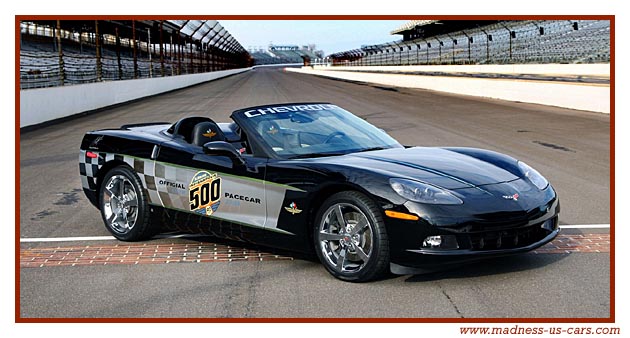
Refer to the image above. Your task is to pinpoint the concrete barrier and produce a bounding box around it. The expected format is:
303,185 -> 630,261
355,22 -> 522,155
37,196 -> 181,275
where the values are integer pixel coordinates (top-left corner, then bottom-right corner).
310,64 -> 610,77
20,68 -> 251,128
287,65 -> 610,114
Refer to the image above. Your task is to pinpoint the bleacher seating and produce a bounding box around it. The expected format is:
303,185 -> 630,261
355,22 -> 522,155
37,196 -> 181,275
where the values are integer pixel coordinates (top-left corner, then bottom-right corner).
251,45 -> 322,65
20,37 -> 224,89
250,52 -> 292,65
20,21 -> 249,90
334,20 -> 610,66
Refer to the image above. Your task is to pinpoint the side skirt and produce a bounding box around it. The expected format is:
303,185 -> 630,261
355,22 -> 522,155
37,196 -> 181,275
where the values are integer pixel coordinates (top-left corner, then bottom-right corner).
151,205 -> 314,256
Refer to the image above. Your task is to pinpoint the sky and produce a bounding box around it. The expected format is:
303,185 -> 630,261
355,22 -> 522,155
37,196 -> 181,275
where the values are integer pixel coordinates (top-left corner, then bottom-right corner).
220,20 -> 408,55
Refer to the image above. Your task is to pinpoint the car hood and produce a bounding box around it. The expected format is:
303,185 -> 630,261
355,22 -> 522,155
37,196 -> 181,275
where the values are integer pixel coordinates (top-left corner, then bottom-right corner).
325,147 -> 520,190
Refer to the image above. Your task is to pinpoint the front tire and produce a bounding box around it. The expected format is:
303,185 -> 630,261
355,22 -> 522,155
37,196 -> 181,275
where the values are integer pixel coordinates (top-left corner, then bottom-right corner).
99,165 -> 155,241
313,191 -> 390,282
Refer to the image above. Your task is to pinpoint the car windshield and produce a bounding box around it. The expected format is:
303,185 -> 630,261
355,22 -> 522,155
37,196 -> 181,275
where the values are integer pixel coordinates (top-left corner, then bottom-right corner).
241,104 -> 403,159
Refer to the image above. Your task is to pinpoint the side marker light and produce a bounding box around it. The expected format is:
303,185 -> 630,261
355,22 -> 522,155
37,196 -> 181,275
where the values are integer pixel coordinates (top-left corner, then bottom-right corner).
384,210 -> 419,221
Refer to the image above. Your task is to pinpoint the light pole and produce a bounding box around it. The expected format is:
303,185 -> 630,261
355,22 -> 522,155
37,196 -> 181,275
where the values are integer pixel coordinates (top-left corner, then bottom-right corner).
461,31 -> 472,64
480,28 -> 490,63
529,21 -> 545,62
435,36 -> 444,64
499,22 -> 514,61
446,33 -> 456,64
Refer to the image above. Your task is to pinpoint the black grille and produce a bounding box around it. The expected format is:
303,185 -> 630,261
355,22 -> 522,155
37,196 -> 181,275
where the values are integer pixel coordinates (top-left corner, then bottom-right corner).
457,217 -> 557,251
451,204 -> 553,233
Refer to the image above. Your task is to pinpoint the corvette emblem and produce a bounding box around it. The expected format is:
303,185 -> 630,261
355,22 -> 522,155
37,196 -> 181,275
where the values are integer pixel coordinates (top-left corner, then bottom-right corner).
502,193 -> 519,201
203,129 -> 217,138
284,202 -> 302,215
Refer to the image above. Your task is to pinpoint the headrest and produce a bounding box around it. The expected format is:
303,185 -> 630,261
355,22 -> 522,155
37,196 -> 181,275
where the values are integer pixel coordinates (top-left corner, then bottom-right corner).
191,121 -> 226,146
168,116 -> 212,142
258,120 -> 281,136
257,120 -> 283,147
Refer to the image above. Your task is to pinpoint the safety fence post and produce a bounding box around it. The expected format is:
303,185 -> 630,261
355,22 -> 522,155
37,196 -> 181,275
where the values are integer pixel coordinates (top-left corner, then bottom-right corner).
56,20 -> 65,86
95,20 -> 102,81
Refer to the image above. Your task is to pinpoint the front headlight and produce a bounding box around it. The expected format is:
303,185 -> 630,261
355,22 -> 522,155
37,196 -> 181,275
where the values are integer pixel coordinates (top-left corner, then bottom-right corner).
389,178 -> 463,205
518,161 -> 549,190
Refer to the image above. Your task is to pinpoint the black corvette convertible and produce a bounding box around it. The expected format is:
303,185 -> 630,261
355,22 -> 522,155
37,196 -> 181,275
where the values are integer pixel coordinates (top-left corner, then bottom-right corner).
79,102 -> 559,282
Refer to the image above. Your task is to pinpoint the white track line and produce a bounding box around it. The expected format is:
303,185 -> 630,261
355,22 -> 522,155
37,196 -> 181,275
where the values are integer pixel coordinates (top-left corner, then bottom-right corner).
19,224 -> 610,243
20,236 -> 116,243
19,233 -> 208,243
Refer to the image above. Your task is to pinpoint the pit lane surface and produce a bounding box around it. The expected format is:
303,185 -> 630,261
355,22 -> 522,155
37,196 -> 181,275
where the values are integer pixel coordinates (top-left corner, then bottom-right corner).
19,67 -> 611,318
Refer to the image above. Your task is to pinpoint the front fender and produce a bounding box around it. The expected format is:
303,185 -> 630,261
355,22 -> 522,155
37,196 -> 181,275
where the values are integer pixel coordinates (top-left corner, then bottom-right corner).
444,147 -> 521,178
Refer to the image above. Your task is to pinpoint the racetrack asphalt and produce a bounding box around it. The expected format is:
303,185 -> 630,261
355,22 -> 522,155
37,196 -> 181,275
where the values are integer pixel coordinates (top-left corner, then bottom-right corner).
18,67 -> 611,319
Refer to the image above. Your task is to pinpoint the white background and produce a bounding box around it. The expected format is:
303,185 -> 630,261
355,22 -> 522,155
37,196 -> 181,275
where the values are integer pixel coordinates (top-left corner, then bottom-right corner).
5,1 -> 627,336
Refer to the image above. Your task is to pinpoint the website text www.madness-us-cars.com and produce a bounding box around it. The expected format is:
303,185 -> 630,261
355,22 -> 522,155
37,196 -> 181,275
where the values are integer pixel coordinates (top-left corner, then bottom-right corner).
460,325 -> 620,335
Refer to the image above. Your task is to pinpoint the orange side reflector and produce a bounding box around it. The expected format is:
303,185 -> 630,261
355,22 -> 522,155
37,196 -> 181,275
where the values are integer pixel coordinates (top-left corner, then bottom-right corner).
385,210 -> 419,221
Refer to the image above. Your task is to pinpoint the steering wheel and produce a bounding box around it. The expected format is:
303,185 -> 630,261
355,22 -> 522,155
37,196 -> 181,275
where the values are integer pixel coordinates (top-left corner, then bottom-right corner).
323,131 -> 347,144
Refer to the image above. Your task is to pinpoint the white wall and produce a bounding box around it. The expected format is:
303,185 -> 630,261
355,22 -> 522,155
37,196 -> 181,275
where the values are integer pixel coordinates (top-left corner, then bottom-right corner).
312,64 -> 610,77
20,68 -> 251,128
287,65 -> 610,114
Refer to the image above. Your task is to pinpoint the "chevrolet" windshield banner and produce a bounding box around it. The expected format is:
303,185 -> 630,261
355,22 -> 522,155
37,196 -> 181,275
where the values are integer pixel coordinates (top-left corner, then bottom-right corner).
243,104 -> 338,118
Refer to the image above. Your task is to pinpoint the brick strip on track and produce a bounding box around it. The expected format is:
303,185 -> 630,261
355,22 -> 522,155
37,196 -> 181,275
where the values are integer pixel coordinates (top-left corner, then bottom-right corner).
20,234 -> 608,268
531,233 -> 610,254
20,242 -> 294,268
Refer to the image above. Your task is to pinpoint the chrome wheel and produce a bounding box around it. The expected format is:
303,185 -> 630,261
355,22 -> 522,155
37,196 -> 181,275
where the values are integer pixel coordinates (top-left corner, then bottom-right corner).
102,174 -> 139,234
318,203 -> 374,274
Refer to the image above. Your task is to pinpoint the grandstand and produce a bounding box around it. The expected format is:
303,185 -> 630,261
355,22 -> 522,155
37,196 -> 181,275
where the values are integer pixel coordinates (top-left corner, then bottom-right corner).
328,20 -> 610,66
250,44 -> 323,65
19,20 -> 251,89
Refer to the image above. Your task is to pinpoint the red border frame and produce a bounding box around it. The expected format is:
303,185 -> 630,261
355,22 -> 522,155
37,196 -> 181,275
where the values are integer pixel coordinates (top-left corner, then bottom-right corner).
15,14 -> 615,323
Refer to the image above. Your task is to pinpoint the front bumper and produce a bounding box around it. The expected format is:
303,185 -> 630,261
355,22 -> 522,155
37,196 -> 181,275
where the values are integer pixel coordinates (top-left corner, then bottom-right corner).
385,196 -> 560,274
391,226 -> 559,274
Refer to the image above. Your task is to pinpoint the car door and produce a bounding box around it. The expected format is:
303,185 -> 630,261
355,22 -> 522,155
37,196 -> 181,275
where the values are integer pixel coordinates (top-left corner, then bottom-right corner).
153,140 -> 269,234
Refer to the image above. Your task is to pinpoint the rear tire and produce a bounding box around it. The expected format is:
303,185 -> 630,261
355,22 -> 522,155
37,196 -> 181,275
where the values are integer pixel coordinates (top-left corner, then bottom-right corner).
313,191 -> 390,282
99,165 -> 155,241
